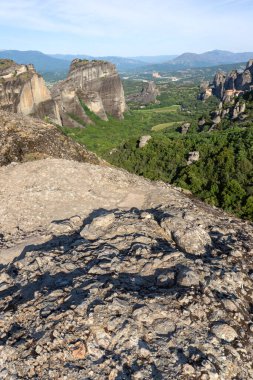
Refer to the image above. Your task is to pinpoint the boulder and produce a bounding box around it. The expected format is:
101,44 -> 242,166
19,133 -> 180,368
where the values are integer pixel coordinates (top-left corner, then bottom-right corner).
211,111 -> 221,124
179,122 -> 191,134
139,135 -> 152,148
172,225 -> 211,255
187,151 -> 200,165
212,324 -> 238,342
198,117 -> 206,127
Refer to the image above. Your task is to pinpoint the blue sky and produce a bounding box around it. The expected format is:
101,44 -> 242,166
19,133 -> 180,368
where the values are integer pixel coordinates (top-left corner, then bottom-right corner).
0,0 -> 252,56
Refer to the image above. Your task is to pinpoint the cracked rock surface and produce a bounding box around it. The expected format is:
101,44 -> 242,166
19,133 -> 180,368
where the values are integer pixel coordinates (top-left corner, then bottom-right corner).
0,159 -> 253,379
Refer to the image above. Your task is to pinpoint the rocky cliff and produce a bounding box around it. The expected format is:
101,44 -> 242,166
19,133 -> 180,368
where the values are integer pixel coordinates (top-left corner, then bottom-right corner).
52,59 -> 126,128
0,158 -> 253,379
0,59 -> 61,124
127,81 -> 160,105
0,110 -> 100,166
199,60 -> 253,102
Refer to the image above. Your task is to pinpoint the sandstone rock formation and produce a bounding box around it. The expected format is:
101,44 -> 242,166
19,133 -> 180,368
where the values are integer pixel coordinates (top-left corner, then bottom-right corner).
187,151 -> 200,165
127,81 -> 160,105
0,59 -> 61,124
0,110 -> 100,166
52,59 -> 126,127
0,158 -> 253,379
199,60 -> 253,103
198,82 -> 213,101
138,135 -> 152,148
205,98 -> 247,131
198,117 -> 206,131
210,111 -> 221,125
179,122 -> 191,134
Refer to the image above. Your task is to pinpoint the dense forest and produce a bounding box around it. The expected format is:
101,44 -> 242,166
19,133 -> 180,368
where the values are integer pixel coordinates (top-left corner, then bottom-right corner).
110,126 -> 253,220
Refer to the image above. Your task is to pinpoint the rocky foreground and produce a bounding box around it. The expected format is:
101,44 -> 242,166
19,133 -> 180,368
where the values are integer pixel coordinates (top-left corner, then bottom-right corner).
0,159 -> 253,379
0,110 -> 99,166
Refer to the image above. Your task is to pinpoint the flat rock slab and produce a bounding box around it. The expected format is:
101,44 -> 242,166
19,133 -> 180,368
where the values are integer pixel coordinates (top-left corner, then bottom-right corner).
0,158 -> 189,247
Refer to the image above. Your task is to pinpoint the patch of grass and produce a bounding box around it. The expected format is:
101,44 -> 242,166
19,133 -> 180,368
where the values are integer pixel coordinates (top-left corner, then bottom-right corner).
152,121 -> 183,131
139,105 -> 181,114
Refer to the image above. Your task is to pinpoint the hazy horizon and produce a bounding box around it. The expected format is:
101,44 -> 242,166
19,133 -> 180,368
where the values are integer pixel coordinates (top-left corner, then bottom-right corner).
0,0 -> 252,56
1,49 -> 253,59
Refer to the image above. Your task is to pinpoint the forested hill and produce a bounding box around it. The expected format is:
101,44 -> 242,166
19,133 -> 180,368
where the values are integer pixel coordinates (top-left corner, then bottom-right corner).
109,92 -> 253,221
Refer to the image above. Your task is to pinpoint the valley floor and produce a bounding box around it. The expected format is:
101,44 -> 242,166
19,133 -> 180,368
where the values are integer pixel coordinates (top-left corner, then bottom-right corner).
61,83 -> 253,222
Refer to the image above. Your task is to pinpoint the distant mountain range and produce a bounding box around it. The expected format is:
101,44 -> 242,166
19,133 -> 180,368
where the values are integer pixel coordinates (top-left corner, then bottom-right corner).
130,55 -> 177,64
0,49 -> 253,76
50,54 -> 173,71
139,50 -> 253,73
172,50 -> 253,67
51,54 -> 177,65
0,50 -> 70,73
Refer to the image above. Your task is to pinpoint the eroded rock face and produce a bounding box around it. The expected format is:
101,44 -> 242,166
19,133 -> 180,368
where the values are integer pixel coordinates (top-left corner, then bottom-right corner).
198,81 -> 213,101
187,151 -> 200,165
179,122 -> 191,134
138,135 -> 152,148
206,98 -> 247,129
52,59 -> 126,127
212,71 -> 227,99
0,158 -> 253,379
199,60 -> 253,102
127,81 -> 160,105
0,59 -> 61,124
0,110 -> 100,166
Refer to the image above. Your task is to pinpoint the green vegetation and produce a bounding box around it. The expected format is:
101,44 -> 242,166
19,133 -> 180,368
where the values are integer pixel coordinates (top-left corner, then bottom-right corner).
140,105 -> 181,113
60,81 -> 253,221
62,110 -> 151,156
0,59 -> 13,71
110,126 -> 253,220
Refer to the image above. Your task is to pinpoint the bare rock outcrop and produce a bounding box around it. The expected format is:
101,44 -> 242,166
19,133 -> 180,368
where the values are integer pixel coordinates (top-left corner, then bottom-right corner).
187,151 -> 200,165
138,135 -> 152,148
0,158 -> 253,379
205,98 -> 248,131
199,60 -> 253,102
179,122 -> 191,134
198,81 -> 213,101
52,59 -> 126,127
127,81 -> 160,105
0,110 -> 100,166
0,59 -> 61,124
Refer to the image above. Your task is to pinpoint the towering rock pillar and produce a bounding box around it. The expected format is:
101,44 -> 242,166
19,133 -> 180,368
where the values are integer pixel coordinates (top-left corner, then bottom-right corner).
52,59 -> 126,127
0,59 -> 61,125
